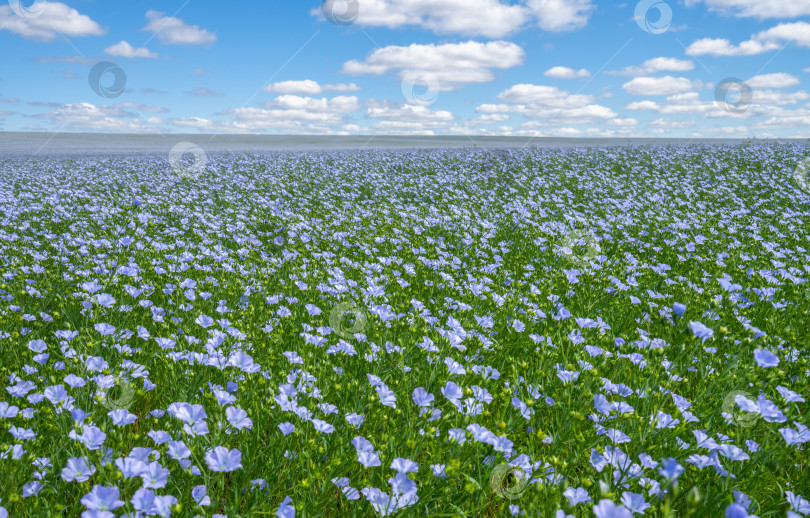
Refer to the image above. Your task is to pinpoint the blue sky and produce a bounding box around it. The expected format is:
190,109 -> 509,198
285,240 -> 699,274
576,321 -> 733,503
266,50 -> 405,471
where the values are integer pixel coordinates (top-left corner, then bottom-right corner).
0,0 -> 808,137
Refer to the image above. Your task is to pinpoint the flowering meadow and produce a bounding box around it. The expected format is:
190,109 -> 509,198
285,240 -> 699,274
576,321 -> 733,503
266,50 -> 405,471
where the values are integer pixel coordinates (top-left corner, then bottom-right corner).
1,145 -> 809,518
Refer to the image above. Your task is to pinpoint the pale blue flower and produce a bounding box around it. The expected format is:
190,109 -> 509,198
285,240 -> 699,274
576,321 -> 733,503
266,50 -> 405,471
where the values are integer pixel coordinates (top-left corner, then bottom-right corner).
81,486 -> 124,512
593,499 -> 633,518
205,446 -> 242,472
689,321 -> 713,342
753,349 -> 779,368
276,496 -> 295,518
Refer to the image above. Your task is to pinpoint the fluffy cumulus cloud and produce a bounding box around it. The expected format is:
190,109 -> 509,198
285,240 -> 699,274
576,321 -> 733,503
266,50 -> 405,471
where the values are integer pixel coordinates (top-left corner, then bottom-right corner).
685,38 -> 780,56
745,73 -> 799,88
104,41 -> 158,59
474,83 -> 617,132
311,0 -> 594,36
524,0 -> 595,32
686,21 -> 810,56
614,57 -> 695,76
321,0 -> 526,38
648,118 -> 696,131
342,41 -> 524,90
261,95 -> 361,115
622,76 -> 702,96
366,103 -> 454,121
544,66 -> 590,79
173,95 -> 364,134
0,1 -> 106,41
364,101 -> 458,134
143,10 -> 216,45
263,80 -> 361,95
34,102 -> 166,132
626,89 -> 810,127
685,0 -> 810,19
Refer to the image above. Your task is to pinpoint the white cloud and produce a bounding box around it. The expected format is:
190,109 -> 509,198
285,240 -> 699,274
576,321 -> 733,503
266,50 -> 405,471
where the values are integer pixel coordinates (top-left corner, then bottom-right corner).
263,80 -> 361,95
365,102 -> 455,122
35,102 -> 164,132
758,110 -> 810,132
172,115 -> 337,134
188,95 -> 362,133
685,38 -> 780,56
468,113 -> 511,124
365,120 -> 450,135
625,90 -> 810,120
362,100 -> 467,134
626,93 -> 718,115
313,0 -> 527,38
477,83 -> 617,125
143,10 -> 215,45
649,118 -> 696,129
686,22 -> 810,56
607,118 -> 639,127
690,125 -> 757,138
104,41 -> 158,59
684,0 -> 810,19
342,41 -> 524,90
745,73 -> 799,88
166,96 -> 463,135
622,76 -> 701,96
311,0 -> 594,37
0,2 -> 106,41
512,123 -> 634,138
495,84 -> 591,105
525,0 -> 595,32
262,95 -> 360,114
756,22 -> 810,46
614,57 -> 695,76
544,66 -> 590,79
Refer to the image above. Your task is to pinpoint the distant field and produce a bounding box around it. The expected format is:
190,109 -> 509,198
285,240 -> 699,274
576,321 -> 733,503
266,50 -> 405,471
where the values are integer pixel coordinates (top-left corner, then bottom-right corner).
0,131 -> 791,156
0,145 -> 808,517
